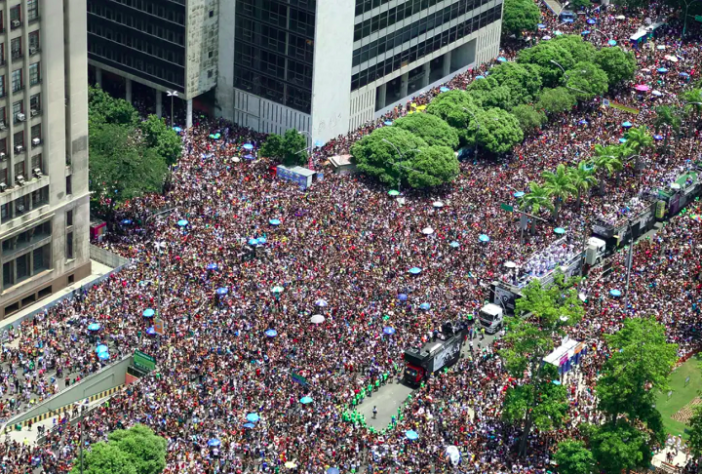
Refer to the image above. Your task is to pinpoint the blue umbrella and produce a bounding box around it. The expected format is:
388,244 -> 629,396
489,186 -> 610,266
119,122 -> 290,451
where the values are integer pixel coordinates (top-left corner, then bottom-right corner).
328,469 -> 340,474
243,143 -> 254,150
513,191 -> 525,198
610,289 -> 622,297
121,219 -> 132,225
608,39 -> 617,46
265,329 -> 277,338
257,237 -> 267,245
622,121 -> 632,128
680,72 -> 690,78
383,327 -> 396,335
398,293 -> 408,302
384,121 -> 393,126
538,23 -> 546,29
657,67 -> 668,73
246,413 -> 260,423
173,126 -> 183,133
143,308 -> 155,318
449,241 -> 460,248
208,439 -> 221,448
300,396 -> 313,404
88,323 -> 101,332
314,140 -> 324,147
552,380 -> 562,385
269,219 -> 281,226
478,234 -> 490,243
96,344 -> 108,354
98,351 -> 110,361
475,75 -> 485,80
581,30 -> 590,35
654,134 -> 664,141
244,154 -> 256,160
408,267 -> 422,275
315,299 -> 328,307
146,327 -> 156,336
497,56 -> 507,62
554,227 -> 566,235
578,119 -> 588,125
177,219 -> 188,227
216,287 -> 229,296
243,423 -> 255,429
206,263 -> 218,271
619,138 -> 627,143
405,430 -> 419,440
420,303 -> 431,310
440,86 -> 450,92
248,238 -> 259,246
587,18 -> 596,24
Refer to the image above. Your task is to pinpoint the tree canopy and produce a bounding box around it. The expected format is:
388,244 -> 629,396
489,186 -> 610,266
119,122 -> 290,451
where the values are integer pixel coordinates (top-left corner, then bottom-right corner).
511,104 -> 545,135
518,42 -> 575,88
536,87 -> 577,115
260,129 -> 309,166
552,35 -> 596,63
554,440 -> 596,474
502,0 -> 542,37
393,113 -> 460,149
594,47 -> 637,87
465,108 -> 524,154
488,62 -> 544,104
351,127 -> 426,186
426,89 -> 480,143
564,61 -> 610,101
139,115 -> 183,166
404,145 -> 460,188
88,86 -> 139,126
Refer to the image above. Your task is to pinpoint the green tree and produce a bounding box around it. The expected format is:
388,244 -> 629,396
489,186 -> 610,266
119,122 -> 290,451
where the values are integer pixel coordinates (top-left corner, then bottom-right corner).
260,129 -> 309,166
624,126 -> 653,171
589,421 -> 653,474
521,181 -> 554,232
404,145 -> 460,188
542,163 -> 577,219
594,47 -> 637,87
681,88 -> 702,117
564,62 -> 609,101
350,127 -> 428,187
687,405 -> 702,460
90,123 -> 168,220
465,108 -> 524,154
518,42 -> 575,87
568,161 -> 598,209
393,113 -> 460,149
88,85 -> 138,126
552,35 -> 596,63
108,425 -> 167,474
426,90 -> 480,143
554,440 -> 596,474
568,0 -> 592,9
489,62 -> 544,104
591,146 -> 623,194
653,105 -> 682,138
482,86 -> 515,110
139,115 -> 183,166
536,87 -> 577,116
502,0 -> 541,37
511,104 -> 545,135
71,442 -> 138,474
500,274 -> 583,455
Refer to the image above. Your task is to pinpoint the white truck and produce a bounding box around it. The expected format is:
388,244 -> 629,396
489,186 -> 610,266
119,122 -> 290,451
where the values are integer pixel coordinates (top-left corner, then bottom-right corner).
477,237 -> 607,333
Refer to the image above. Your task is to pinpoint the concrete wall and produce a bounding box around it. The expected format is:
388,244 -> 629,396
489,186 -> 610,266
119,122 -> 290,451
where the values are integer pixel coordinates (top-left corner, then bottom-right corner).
4,355 -> 131,427
232,88 -> 313,137
89,245 -> 130,268
215,0 -> 236,120
185,0 -> 219,99
309,0 -> 355,144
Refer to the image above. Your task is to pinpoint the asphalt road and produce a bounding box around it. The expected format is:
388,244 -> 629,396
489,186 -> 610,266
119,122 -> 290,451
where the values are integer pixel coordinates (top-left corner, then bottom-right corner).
358,324 -> 500,430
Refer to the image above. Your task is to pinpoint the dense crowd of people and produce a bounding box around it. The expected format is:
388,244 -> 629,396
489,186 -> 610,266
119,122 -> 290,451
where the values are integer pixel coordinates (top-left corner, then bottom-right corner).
0,2 -> 700,474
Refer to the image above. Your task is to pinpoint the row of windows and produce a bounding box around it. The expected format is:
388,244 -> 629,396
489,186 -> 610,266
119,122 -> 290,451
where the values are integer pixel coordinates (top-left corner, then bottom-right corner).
88,37 -> 185,87
355,0 -> 489,42
235,42 -> 314,90
235,17 -> 315,65
87,6 -> 186,46
0,94 -> 42,126
234,67 -> 312,114
4,32 -> 42,63
2,243 -> 51,289
0,65 -> 41,98
0,123 -> 42,151
93,0 -> 185,25
353,0 -> 496,67
236,0 -> 315,39
1,221 -> 50,256
351,5 -> 501,90
355,0 -> 395,17
87,21 -> 185,65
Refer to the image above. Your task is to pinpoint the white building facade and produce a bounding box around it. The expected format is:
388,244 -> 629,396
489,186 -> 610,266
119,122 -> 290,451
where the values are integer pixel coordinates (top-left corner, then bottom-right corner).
0,0 -> 91,318
218,0 -> 504,144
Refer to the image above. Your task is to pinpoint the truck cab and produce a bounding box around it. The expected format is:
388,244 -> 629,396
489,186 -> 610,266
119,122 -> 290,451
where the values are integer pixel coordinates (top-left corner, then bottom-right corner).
478,303 -> 504,334
402,323 -> 465,387
584,237 -> 606,266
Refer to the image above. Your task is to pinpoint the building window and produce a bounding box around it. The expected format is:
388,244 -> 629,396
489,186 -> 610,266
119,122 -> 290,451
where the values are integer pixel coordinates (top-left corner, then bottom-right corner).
3,262 -> 13,289
12,101 -> 22,122
67,210 -> 73,226
33,246 -> 47,273
29,63 -> 40,86
13,131 -> 23,150
11,38 -> 21,60
66,175 -> 72,195
16,253 -> 29,282
0,43 -> 5,65
13,160 -> 24,180
28,31 -> 40,54
10,6 -> 21,28
31,153 -> 41,172
66,232 -> 74,259
0,108 -> 5,126
11,69 -> 22,92
0,138 -> 6,155
27,0 -> 39,22
31,186 -> 48,208
30,94 -> 41,113
0,75 -> 5,97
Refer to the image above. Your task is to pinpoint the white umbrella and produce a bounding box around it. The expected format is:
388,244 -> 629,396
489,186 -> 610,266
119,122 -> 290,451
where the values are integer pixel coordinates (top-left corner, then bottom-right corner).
433,201 -> 444,208
652,90 -> 663,96
421,227 -> 434,235
615,14 -> 626,20
232,157 -> 241,163
310,314 -> 325,324
542,35 -> 552,41
665,55 -> 678,62
504,261 -> 518,269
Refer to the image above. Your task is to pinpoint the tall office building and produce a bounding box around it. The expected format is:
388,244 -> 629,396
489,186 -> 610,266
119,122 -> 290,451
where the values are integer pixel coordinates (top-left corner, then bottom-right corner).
86,0 -> 219,128
0,0 -> 91,318
218,0 -> 504,144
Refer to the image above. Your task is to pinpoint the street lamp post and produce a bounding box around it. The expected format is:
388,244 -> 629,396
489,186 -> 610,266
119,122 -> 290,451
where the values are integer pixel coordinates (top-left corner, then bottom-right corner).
167,91 -> 178,128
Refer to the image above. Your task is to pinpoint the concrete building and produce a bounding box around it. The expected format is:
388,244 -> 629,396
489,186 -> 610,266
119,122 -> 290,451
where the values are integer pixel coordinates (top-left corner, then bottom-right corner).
217,0 -> 504,144
0,0 -> 91,318
86,0 -> 219,128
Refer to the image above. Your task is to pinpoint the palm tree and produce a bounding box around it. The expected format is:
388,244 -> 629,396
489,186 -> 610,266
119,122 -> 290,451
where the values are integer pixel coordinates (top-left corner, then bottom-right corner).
681,88 -> 702,118
591,153 -> 623,194
568,161 -> 598,209
625,126 -> 653,154
521,182 -> 554,234
542,164 -> 577,220
653,105 -> 682,150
